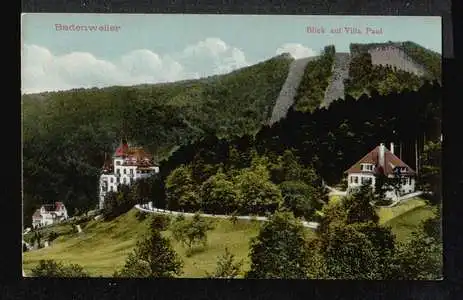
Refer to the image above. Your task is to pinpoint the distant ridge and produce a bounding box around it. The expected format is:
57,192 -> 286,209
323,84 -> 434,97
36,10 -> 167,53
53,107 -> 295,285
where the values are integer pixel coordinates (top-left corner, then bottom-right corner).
269,41 -> 441,123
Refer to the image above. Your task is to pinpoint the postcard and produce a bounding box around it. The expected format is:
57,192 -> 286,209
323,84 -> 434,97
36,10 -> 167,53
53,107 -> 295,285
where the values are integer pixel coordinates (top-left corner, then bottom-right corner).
21,13 -> 442,279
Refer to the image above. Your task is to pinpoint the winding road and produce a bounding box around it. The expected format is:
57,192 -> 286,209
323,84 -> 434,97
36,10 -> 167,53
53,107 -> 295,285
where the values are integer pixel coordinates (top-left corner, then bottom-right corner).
135,202 -> 320,230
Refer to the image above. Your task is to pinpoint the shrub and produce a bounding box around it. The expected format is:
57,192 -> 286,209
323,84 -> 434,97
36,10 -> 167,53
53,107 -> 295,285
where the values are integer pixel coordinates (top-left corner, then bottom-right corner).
135,210 -> 148,221
150,214 -> 171,231
374,199 -> 393,207
206,247 -> 243,279
48,231 -> 59,242
30,260 -> 88,277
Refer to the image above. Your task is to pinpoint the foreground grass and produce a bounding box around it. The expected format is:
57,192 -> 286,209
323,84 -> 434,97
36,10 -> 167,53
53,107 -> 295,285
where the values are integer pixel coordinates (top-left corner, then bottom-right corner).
23,210 -> 278,277
384,205 -> 436,243
328,196 -> 437,243
375,197 -> 427,225
23,197 -> 437,277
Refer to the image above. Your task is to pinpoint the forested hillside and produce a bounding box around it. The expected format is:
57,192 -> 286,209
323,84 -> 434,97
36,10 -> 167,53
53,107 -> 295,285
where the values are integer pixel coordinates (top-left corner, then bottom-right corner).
22,55 -> 293,224
147,80 -> 441,212
22,41 -> 441,225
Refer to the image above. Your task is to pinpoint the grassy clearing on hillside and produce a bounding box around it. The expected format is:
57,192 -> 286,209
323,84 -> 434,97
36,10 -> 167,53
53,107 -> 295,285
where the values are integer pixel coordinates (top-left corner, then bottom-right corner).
375,198 -> 427,224
384,206 -> 436,243
328,196 -> 436,243
23,197 -> 437,277
24,209 -> 299,277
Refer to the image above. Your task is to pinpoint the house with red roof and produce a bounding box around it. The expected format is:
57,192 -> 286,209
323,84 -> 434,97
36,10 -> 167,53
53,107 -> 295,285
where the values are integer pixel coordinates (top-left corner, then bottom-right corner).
32,202 -> 68,228
98,139 -> 159,210
345,143 -> 416,199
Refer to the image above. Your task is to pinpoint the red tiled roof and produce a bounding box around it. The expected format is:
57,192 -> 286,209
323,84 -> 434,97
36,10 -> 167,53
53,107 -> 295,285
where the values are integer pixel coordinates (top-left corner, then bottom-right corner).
55,202 -> 65,210
345,145 -> 416,175
114,142 -> 129,157
109,143 -> 157,168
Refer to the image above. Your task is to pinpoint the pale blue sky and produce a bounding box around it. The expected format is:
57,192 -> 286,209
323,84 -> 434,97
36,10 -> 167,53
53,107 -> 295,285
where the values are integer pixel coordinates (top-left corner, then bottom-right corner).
21,14 -> 441,93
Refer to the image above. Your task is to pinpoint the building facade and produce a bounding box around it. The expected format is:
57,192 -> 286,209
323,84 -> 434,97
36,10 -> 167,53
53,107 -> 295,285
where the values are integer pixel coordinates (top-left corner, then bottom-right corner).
98,139 -> 159,210
345,143 -> 416,199
32,202 -> 69,228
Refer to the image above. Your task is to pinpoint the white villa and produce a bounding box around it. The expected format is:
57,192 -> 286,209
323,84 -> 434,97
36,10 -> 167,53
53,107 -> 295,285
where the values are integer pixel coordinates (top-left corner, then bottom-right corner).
345,143 -> 416,199
98,139 -> 159,210
32,202 -> 69,228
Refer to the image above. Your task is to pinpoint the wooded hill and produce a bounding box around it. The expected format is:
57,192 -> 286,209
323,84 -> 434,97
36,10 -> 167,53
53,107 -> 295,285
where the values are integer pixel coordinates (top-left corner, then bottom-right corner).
22,41 -> 441,225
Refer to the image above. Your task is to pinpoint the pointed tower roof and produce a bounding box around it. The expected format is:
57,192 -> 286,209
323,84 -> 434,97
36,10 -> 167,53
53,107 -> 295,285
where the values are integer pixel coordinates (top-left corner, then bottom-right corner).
114,138 -> 129,157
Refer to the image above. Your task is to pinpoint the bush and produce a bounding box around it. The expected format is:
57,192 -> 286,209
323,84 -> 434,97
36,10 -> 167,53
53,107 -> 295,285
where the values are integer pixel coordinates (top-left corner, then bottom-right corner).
135,210 -> 148,221
374,199 -> 393,207
150,214 -> 171,231
206,247 -> 243,279
48,231 -> 59,242
30,260 -> 88,277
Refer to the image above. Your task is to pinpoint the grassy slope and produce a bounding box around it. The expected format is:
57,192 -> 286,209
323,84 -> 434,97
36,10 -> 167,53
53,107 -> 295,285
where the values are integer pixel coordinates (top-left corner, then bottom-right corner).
24,197 -> 435,277
23,209 -> 267,277
328,196 -> 436,243
376,197 -> 437,242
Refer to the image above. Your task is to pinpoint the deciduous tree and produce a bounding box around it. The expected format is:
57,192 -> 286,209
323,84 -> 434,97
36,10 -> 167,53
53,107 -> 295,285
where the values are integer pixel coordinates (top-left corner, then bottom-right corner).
246,211 -> 310,279
200,172 -> 239,214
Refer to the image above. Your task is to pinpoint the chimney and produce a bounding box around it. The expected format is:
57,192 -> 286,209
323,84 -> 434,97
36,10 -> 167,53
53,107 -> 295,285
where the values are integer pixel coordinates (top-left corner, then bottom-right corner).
379,143 -> 385,168
390,142 -> 394,155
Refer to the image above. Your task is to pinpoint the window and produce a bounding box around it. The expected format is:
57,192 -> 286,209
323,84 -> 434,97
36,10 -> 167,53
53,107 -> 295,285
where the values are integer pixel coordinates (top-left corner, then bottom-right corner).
361,177 -> 372,185
116,161 -> 121,165
361,164 -> 374,171
110,177 -> 113,183
353,176 -> 358,184
401,178 -> 407,185
124,169 -> 127,174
